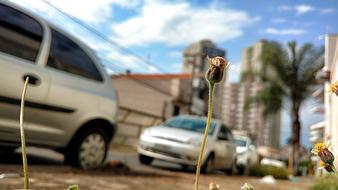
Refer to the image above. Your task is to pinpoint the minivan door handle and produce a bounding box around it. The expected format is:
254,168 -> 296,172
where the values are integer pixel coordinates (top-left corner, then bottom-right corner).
23,74 -> 41,86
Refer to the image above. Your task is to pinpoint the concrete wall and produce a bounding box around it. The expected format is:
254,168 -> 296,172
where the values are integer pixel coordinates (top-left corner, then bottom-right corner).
325,35 -> 338,166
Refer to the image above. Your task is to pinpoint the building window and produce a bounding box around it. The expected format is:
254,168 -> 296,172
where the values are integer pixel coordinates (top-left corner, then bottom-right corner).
173,105 -> 180,116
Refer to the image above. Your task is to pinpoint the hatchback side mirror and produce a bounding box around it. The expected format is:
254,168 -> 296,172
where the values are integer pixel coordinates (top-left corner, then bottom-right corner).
217,134 -> 228,141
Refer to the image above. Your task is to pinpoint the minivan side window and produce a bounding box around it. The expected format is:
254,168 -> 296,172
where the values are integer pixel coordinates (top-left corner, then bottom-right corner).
47,29 -> 103,81
0,4 -> 43,62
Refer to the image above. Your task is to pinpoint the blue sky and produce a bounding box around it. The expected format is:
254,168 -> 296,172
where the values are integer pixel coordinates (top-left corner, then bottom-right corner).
10,0 -> 337,147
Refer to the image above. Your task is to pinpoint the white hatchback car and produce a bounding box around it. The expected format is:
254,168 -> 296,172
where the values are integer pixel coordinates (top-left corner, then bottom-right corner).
138,115 -> 237,173
0,1 -> 118,169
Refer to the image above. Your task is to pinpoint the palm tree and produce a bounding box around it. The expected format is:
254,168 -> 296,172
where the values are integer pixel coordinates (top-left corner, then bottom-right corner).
244,40 -> 323,172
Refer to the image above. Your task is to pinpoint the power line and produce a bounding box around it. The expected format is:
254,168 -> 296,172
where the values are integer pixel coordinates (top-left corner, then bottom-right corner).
34,0 -> 183,96
41,0 -> 168,74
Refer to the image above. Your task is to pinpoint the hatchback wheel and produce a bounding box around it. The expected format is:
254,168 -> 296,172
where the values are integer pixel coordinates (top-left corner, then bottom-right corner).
139,154 -> 153,165
225,158 -> 237,175
201,154 -> 214,174
65,128 -> 108,169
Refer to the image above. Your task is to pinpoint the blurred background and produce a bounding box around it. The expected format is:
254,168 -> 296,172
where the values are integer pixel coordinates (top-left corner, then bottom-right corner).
1,0 -> 338,189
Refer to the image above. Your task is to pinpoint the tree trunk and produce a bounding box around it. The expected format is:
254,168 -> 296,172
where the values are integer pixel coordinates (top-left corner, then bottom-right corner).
290,102 -> 301,175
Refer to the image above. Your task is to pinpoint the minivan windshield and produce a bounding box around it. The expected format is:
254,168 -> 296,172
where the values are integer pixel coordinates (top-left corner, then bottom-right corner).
165,117 -> 217,135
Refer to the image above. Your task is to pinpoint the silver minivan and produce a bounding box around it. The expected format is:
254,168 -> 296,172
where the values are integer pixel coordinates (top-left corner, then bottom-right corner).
0,1 -> 118,169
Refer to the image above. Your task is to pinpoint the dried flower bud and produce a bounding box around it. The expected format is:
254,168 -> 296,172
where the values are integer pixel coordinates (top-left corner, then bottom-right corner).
318,147 -> 335,164
240,183 -> 254,190
205,56 -> 227,84
209,182 -> 220,190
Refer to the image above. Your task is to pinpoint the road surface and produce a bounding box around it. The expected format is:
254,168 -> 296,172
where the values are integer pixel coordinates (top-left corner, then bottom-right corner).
0,145 -> 312,190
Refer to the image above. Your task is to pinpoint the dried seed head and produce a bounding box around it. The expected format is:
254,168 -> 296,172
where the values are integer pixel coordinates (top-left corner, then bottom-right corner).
240,183 -> 254,190
205,56 -> 228,84
319,161 -> 334,173
318,148 -> 335,164
312,142 -> 335,164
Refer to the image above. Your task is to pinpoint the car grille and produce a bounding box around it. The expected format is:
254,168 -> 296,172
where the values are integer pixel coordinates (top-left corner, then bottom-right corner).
144,147 -> 182,159
151,136 -> 185,143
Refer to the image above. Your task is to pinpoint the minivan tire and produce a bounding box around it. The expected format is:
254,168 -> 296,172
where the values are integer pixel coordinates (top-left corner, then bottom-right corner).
65,127 -> 108,169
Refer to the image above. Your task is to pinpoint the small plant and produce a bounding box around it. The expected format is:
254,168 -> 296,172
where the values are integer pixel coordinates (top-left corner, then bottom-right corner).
19,77 -> 80,190
240,183 -> 255,190
68,184 -> 80,190
194,56 -> 227,190
311,142 -> 337,174
248,164 -> 289,179
329,81 -> 338,96
311,174 -> 338,190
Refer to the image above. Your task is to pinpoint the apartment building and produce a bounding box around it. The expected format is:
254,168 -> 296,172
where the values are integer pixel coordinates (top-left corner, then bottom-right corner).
323,34 -> 338,166
222,83 -> 241,128
238,40 -> 281,148
180,39 -> 226,119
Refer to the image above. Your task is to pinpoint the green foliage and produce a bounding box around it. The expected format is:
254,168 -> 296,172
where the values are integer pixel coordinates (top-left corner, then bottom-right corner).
248,164 -> 289,179
311,175 -> 338,190
247,40 -> 324,116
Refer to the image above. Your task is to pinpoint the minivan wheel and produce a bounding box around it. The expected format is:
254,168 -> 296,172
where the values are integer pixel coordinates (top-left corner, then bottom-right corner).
139,154 -> 153,165
0,146 -> 17,154
65,128 -> 108,169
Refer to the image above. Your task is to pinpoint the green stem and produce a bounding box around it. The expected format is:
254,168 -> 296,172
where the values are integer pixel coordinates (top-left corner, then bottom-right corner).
194,82 -> 215,190
20,77 -> 29,189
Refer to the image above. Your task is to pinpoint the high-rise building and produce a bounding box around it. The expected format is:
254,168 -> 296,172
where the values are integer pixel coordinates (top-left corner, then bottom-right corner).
222,83 -> 241,128
238,40 -> 281,148
179,39 -> 226,119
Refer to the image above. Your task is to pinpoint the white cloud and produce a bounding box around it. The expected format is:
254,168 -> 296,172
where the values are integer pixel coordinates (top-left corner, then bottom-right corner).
295,4 -> 314,15
317,35 -> 324,41
319,8 -> 335,15
279,5 -> 291,11
266,27 -> 305,35
10,0 -> 140,23
271,18 -> 286,23
227,62 -> 241,82
112,1 -> 260,46
168,63 -> 182,72
107,51 -> 160,73
279,4 -> 314,15
168,51 -> 182,58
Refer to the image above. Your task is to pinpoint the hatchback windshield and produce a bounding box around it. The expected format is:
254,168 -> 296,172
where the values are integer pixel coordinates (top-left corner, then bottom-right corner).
234,138 -> 247,147
165,117 -> 217,135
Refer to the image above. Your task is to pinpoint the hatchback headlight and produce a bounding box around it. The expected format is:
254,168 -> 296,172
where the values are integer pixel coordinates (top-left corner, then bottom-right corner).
187,138 -> 202,146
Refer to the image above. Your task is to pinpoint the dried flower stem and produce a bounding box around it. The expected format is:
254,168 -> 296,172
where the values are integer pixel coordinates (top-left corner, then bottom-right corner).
20,77 -> 29,189
331,166 -> 338,177
194,81 -> 215,190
